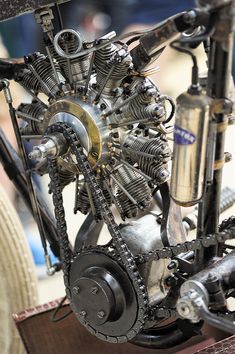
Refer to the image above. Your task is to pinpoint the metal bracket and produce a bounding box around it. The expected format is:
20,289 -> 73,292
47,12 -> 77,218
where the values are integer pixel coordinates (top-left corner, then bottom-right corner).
0,0 -> 70,22
34,7 -> 54,33
212,98 -> 233,115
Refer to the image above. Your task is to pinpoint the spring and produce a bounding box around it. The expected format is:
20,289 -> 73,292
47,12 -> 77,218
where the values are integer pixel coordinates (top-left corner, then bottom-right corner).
27,53 -> 64,97
18,101 -> 46,135
15,69 -> 41,92
113,165 -> 151,219
50,34 -> 91,84
94,44 -> 132,95
123,135 -> 171,184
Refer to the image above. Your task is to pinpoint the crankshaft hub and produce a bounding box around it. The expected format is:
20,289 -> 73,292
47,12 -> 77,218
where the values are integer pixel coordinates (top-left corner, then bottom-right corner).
44,95 -> 112,171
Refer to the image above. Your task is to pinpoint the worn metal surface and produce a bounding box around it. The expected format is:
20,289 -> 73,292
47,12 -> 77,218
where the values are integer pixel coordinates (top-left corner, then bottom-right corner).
130,12 -> 193,71
0,0 -> 70,22
196,0 -> 235,264
121,214 -> 171,306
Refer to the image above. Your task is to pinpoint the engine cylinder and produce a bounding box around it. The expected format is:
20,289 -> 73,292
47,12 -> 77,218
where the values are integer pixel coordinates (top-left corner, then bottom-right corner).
114,165 -> 152,219
116,79 -> 165,124
94,44 -> 132,95
75,181 -> 112,217
123,135 -> 171,184
75,183 -> 91,215
15,69 -> 41,92
18,101 -> 46,135
50,34 -> 91,84
26,53 -> 64,97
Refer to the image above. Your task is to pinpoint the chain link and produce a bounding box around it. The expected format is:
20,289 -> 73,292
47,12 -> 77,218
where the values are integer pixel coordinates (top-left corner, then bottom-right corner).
46,122 -> 235,338
47,123 -> 148,342
47,156 -> 72,294
136,228 -> 235,263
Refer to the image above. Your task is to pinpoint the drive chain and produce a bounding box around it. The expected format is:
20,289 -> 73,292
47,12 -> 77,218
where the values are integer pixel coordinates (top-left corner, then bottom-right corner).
47,122 -> 148,343
46,122 -> 235,338
135,227 -> 235,264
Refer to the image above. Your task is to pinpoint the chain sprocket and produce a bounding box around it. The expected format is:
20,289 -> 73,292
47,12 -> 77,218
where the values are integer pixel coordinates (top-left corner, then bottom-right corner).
47,122 -> 235,341
47,122 -> 148,343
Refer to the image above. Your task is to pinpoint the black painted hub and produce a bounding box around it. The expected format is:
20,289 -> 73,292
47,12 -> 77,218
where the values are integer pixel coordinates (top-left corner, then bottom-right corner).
69,250 -> 138,338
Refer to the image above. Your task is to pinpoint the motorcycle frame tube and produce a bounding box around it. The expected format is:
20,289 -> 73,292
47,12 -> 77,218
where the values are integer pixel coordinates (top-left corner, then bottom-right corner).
0,129 -> 61,258
196,1 -> 235,266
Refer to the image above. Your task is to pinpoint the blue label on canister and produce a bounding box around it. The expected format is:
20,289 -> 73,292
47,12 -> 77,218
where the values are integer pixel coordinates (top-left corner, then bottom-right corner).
174,125 -> 196,145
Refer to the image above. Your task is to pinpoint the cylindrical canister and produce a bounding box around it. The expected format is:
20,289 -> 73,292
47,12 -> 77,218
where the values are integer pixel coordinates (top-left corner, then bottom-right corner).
170,91 -> 211,206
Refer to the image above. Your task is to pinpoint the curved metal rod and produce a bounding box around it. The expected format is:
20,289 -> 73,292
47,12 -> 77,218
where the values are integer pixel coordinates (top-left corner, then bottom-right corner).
199,301 -> 235,334
53,12 -> 186,60
54,29 -> 83,59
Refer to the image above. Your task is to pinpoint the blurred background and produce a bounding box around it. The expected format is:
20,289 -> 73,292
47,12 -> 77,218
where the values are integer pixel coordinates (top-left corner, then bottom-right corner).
0,0 -> 234,307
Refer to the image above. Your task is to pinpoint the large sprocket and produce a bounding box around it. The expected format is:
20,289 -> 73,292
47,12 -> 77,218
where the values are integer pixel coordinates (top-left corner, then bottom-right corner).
69,247 -> 143,343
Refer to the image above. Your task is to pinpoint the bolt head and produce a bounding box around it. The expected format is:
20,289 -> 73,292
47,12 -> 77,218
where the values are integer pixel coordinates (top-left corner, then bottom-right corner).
180,304 -> 190,316
72,286 -> 80,295
225,152 -> 232,163
79,310 -> 87,317
177,300 -> 192,318
112,132 -> 119,139
100,103 -> 106,111
97,310 -> 105,319
91,286 -> 99,294
165,275 -> 178,287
